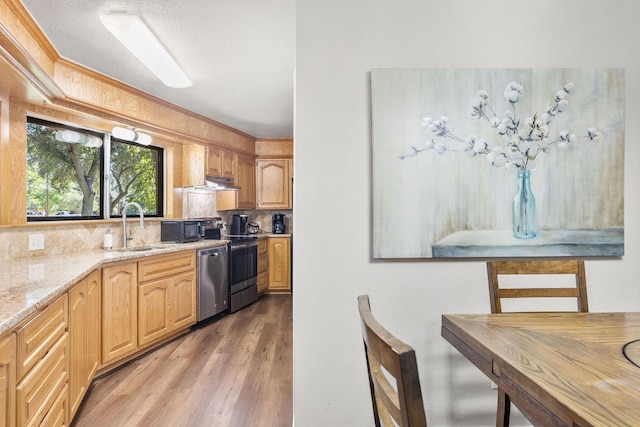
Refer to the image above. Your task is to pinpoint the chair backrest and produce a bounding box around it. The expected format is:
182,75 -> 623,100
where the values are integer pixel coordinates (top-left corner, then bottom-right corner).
358,295 -> 427,427
487,260 -> 589,313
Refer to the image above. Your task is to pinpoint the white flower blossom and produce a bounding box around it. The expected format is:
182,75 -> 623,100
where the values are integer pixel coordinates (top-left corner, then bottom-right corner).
504,82 -> 524,104
404,81 -> 602,172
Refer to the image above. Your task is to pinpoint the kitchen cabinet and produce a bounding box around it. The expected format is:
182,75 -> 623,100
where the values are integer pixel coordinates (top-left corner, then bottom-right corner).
182,143 -> 207,187
207,147 -> 237,179
69,269 -> 101,419
256,159 -> 292,209
15,295 -> 69,426
217,153 -> 256,210
0,333 -> 16,427
268,237 -> 291,293
103,252 -> 197,363
102,262 -> 138,364
257,238 -> 268,294
137,252 -> 196,346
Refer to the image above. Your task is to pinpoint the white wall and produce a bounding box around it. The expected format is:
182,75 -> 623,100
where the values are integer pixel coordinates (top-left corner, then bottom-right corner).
294,1 -> 640,426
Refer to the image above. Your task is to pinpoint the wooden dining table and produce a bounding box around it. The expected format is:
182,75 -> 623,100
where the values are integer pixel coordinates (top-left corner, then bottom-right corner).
441,312 -> 640,427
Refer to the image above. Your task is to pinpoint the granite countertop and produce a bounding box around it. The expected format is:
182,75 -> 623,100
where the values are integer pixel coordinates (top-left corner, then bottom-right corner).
0,240 -> 227,335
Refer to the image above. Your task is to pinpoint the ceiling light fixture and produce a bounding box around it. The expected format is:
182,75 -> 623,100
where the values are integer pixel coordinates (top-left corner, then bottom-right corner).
55,130 -> 103,147
112,126 -> 152,146
99,12 -> 192,88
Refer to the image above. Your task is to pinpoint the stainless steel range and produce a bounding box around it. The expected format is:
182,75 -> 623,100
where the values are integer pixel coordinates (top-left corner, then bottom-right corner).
228,236 -> 258,313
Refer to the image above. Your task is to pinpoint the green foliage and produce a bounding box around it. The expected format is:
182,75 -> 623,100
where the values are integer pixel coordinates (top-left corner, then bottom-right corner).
27,122 -> 100,216
110,141 -> 159,215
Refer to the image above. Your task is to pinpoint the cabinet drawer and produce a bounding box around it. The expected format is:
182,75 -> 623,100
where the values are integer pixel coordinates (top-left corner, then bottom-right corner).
138,251 -> 195,283
257,239 -> 268,255
16,333 -> 68,426
16,295 -> 68,380
257,253 -> 268,273
39,383 -> 67,427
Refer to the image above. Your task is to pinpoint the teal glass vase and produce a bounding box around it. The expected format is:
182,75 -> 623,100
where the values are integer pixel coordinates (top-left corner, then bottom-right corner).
512,169 -> 537,239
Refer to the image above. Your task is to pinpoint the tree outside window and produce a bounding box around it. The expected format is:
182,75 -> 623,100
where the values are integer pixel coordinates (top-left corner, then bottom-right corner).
27,118 -> 163,221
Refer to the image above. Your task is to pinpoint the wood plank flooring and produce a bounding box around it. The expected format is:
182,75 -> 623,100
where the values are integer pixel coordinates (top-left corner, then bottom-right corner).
72,295 -> 292,427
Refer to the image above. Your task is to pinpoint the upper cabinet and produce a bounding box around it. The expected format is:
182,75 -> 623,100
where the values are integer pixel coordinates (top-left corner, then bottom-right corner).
256,159 -> 292,210
217,153 -> 256,210
207,147 -> 237,179
182,144 -> 206,187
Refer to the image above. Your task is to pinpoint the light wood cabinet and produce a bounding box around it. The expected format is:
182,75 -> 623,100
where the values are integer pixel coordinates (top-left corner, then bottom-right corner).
217,153 -> 256,210
103,252 -> 197,363
138,270 -> 196,346
102,262 -> 138,364
182,143 -> 207,187
0,334 -> 16,427
15,295 -> 69,426
207,147 -> 237,179
221,149 -> 237,179
256,159 -> 292,209
268,237 -> 291,293
69,270 -> 101,419
257,238 -> 269,295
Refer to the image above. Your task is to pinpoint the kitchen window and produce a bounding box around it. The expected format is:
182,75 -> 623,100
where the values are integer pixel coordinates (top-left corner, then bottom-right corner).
27,117 -> 163,221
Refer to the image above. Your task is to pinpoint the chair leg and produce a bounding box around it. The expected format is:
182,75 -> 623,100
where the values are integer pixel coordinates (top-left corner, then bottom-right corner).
496,388 -> 511,427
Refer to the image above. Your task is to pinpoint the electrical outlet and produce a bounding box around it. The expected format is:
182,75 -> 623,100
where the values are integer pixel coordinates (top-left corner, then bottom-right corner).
29,233 -> 45,251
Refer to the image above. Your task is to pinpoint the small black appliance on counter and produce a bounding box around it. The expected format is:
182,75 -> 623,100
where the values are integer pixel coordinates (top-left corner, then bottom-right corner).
272,213 -> 286,234
231,214 -> 249,235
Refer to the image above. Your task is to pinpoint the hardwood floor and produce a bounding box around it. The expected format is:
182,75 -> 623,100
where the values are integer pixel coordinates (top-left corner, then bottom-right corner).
72,295 -> 292,427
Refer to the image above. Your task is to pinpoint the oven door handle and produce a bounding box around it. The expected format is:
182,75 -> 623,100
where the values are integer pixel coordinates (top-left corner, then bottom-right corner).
230,242 -> 258,250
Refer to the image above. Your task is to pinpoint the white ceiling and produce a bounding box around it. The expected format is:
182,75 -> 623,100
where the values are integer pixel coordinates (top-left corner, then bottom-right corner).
21,0 -> 295,138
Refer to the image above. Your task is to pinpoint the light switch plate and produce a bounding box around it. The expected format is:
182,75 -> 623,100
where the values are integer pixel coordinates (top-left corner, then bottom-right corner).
29,234 -> 45,250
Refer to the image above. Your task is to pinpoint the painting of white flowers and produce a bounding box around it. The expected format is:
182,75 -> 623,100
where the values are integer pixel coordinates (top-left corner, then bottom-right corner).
371,68 -> 624,259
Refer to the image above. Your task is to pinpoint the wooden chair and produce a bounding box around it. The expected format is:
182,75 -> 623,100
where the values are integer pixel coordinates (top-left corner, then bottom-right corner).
486,260 -> 588,427
358,295 -> 427,427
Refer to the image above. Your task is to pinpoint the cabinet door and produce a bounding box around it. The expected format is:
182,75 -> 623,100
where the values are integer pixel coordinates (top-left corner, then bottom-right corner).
68,279 -> 87,418
170,271 -> 196,330
207,146 -> 222,176
182,143 -> 206,187
0,334 -> 16,427
237,154 -> 256,209
268,237 -> 291,293
221,150 -> 237,179
256,159 -> 292,209
68,269 -> 101,419
102,263 -> 137,363
138,281 -> 170,346
86,270 -> 101,382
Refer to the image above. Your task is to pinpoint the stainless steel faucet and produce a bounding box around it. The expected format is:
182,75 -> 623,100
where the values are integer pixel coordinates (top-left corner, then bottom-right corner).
122,202 -> 145,249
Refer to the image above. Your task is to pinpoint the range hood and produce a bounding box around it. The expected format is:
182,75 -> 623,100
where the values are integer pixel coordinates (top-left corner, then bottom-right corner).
204,175 -> 240,191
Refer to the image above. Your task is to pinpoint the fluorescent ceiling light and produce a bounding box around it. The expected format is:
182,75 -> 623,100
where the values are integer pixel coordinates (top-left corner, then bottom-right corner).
99,12 -> 192,88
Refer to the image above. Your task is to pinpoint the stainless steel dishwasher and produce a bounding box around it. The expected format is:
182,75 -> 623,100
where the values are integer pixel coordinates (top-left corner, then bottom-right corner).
197,245 -> 229,322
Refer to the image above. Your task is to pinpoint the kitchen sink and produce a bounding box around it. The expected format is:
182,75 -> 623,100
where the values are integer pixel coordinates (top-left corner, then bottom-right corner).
117,245 -> 161,252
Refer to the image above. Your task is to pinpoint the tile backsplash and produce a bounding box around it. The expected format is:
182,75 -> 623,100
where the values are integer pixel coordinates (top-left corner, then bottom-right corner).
0,221 -> 161,260
0,209 -> 293,261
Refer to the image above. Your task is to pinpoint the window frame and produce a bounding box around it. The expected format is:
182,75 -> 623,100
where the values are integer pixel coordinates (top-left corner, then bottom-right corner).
26,117 -> 164,222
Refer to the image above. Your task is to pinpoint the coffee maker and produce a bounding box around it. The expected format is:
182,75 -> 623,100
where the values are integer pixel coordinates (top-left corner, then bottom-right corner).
231,214 -> 248,235
272,213 -> 286,234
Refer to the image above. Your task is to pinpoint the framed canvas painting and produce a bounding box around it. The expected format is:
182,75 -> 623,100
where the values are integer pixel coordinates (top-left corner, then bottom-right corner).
371,68 -> 624,259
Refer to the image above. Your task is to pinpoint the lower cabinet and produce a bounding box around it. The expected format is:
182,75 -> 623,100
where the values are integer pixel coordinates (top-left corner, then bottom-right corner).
257,238 -> 268,294
103,251 -> 196,363
267,237 -> 291,293
102,262 -> 138,364
15,295 -> 69,426
69,270 -> 101,419
0,333 -> 16,427
138,270 -> 196,346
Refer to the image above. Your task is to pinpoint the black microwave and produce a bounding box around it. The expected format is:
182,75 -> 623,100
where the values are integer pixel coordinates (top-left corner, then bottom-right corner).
161,220 -> 205,243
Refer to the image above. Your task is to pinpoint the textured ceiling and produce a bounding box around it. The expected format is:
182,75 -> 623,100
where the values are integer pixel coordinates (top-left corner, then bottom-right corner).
21,0 -> 295,138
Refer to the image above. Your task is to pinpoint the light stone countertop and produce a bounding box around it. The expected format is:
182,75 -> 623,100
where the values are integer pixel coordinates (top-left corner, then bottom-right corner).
0,240 -> 228,335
